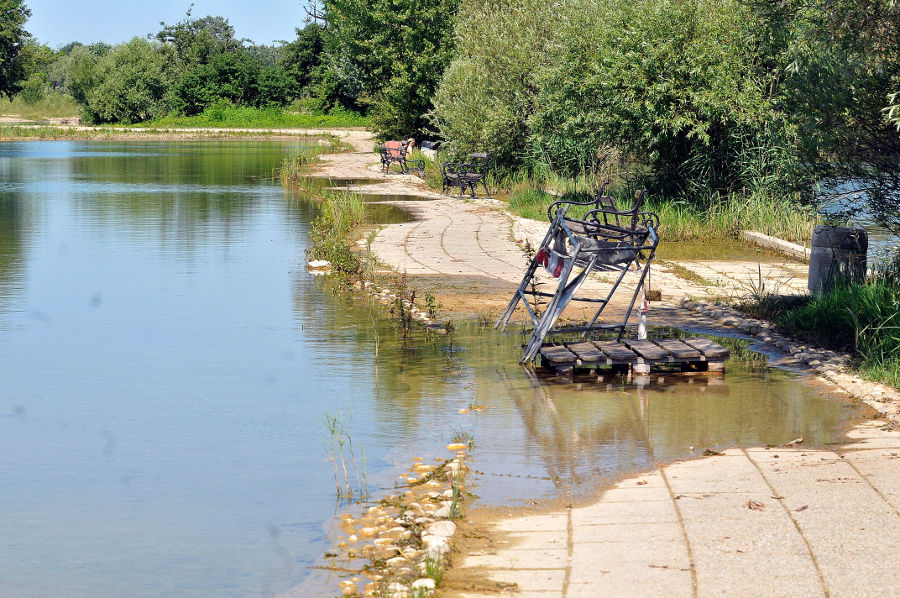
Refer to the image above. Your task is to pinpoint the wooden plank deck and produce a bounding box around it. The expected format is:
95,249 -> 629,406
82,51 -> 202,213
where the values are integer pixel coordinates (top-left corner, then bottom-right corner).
539,336 -> 730,374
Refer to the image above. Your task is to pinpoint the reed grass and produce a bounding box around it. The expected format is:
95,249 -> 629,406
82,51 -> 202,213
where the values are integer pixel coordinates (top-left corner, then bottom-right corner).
0,93 -> 80,120
324,413 -> 368,500
503,178 -> 817,243
278,144 -> 338,184
777,278 -> 900,388
308,190 -> 367,274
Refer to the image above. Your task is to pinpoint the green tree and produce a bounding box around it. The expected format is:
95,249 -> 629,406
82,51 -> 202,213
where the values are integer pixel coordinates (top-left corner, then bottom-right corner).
760,0 -> 900,233
85,37 -> 169,123
155,9 -> 239,70
278,23 -> 325,100
531,0 -> 796,198
0,0 -> 31,98
324,0 -> 460,138
431,0 -> 559,167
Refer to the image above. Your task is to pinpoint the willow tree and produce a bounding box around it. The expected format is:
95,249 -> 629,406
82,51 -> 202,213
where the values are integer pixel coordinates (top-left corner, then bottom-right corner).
764,0 -> 900,233
430,0 -> 561,168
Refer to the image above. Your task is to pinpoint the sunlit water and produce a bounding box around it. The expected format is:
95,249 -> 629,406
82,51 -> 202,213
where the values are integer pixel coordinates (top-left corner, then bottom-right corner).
0,141 -> 866,597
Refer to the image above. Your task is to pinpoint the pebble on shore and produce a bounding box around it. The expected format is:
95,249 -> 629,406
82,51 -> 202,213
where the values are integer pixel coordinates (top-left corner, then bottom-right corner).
327,451 -> 468,596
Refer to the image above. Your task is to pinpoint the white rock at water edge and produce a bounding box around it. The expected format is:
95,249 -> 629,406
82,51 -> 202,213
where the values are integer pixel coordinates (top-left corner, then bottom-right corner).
411,578 -> 437,590
425,520 -> 456,537
307,259 -> 332,274
433,505 -> 452,519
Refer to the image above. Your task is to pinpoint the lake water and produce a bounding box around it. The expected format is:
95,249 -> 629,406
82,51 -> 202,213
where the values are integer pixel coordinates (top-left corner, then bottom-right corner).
0,141 -> 866,597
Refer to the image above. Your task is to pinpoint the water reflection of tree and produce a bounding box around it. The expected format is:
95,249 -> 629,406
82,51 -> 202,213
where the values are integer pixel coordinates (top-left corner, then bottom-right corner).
0,196 -> 32,313
66,141 -> 309,247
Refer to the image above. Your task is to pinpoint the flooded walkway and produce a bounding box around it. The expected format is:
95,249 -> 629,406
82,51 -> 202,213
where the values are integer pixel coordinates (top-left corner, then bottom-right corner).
318,133 -> 900,598
452,422 -> 900,598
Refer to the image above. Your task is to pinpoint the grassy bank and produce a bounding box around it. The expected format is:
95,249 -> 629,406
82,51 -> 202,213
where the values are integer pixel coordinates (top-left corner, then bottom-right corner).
144,104 -> 369,129
0,124 -> 343,141
308,190 -> 367,274
278,144 -> 342,184
280,146 -> 367,275
504,183 -> 817,243
741,278 -> 900,389
0,93 -> 80,120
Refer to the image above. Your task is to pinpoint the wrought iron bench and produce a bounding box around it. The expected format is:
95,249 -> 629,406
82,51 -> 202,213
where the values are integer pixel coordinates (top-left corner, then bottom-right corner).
441,153 -> 490,198
380,139 -> 425,176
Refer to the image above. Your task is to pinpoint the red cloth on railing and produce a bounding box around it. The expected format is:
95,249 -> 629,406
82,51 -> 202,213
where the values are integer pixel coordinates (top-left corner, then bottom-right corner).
534,247 -> 568,278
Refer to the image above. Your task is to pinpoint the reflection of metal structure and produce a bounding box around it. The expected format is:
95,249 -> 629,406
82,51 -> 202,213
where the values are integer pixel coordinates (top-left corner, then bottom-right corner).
499,367 -> 732,498
495,190 -> 659,363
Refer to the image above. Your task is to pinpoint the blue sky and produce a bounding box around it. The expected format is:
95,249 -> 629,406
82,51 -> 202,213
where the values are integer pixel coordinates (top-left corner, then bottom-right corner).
24,0 -> 309,48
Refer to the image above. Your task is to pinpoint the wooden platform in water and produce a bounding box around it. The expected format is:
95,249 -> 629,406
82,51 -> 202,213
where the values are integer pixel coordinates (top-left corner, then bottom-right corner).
539,337 -> 730,375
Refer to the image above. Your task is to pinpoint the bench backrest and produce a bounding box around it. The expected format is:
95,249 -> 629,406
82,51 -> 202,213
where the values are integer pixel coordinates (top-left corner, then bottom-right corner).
384,140 -> 410,159
469,153 -> 489,175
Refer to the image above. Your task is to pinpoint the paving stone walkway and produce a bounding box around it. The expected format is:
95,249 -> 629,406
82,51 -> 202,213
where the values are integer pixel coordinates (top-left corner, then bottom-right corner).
311,132 -> 900,598
370,195 -> 808,306
456,422 -> 900,598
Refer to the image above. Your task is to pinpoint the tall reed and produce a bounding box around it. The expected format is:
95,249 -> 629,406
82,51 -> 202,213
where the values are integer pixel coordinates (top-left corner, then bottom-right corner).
308,190 -> 366,274
504,178 -> 817,243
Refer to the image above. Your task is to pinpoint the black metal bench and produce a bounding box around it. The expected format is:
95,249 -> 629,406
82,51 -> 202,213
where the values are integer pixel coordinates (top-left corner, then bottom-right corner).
441,153 -> 490,198
379,139 -> 425,176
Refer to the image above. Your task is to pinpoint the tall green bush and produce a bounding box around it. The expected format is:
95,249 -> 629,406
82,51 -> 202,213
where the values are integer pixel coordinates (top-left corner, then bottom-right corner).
433,0 -> 801,198
530,0 -> 797,198
761,0 -> 900,234
85,38 -> 169,124
430,0 -> 558,167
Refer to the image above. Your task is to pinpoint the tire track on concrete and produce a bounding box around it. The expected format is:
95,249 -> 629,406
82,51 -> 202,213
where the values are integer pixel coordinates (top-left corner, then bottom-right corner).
660,466 -> 698,598
474,213 -> 526,273
398,209 -> 443,275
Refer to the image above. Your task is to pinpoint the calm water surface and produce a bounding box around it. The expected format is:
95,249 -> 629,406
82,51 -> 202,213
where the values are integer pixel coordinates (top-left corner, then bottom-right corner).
0,141 -> 865,597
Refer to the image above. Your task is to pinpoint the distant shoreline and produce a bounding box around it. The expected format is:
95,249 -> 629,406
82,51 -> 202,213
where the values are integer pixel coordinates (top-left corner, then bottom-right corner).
0,121 -> 365,142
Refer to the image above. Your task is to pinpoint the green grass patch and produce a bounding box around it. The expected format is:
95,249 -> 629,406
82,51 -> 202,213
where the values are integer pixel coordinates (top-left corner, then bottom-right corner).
742,278 -> 900,389
503,179 -> 817,243
144,103 -> 369,129
307,190 -> 367,274
280,144 -> 366,275
279,142 -> 346,185
0,92 -> 80,120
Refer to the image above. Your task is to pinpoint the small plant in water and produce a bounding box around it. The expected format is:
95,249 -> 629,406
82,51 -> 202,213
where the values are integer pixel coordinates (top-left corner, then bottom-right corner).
390,274 -> 417,339
425,291 -> 438,320
324,413 -> 368,501
449,470 -> 463,520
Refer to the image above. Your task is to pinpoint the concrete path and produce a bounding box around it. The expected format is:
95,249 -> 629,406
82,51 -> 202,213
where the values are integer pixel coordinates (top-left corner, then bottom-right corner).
303,132 -> 900,598
370,195 -> 808,307
454,422 -> 900,598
